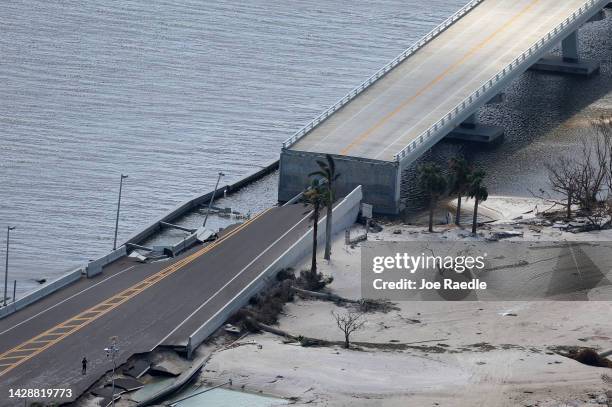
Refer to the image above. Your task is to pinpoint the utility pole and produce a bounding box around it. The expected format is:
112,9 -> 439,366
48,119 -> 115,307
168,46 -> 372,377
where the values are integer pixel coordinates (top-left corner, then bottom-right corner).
113,174 -> 128,251
104,336 -> 119,407
3,226 -> 16,307
203,172 -> 224,229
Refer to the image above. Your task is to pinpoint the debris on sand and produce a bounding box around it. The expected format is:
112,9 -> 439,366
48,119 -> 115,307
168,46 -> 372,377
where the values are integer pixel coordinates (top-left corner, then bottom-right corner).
555,347 -> 612,368
488,231 -> 524,241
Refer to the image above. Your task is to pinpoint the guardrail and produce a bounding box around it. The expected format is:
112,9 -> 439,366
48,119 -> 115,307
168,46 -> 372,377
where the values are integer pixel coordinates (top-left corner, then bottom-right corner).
281,0 -> 484,149
185,185 -> 364,358
393,0 -> 606,163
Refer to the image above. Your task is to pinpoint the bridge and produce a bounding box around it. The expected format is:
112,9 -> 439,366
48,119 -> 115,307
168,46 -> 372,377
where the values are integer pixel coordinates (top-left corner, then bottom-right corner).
0,203 -> 332,405
278,0 -> 611,214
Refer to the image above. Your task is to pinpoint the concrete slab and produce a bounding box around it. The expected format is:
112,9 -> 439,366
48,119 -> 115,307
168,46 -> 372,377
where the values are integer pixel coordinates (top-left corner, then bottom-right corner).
0,205 -> 317,404
149,360 -> 183,377
113,377 -> 144,392
530,55 -> 601,76
123,359 -> 151,379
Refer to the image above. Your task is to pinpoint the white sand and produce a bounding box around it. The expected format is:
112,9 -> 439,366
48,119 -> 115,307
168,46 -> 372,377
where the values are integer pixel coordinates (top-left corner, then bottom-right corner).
200,196 -> 612,406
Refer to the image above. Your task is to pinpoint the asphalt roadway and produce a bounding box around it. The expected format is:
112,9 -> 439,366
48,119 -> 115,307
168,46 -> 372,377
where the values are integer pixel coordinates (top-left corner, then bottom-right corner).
0,203 -> 314,406
289,0 -> 601,161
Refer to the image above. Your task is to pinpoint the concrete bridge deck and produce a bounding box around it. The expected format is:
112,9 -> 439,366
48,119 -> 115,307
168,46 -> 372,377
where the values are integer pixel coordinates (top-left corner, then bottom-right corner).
288,0 -> 599,162
0,203 -> 315,405
279,0 -> 610,214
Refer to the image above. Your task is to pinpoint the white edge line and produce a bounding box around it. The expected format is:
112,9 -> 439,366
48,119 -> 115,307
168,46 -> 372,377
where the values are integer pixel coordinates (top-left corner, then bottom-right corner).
0,265 -> 136,336
374,2 -> 568,160
185,189 -> 357,348
155,208 -> 316,349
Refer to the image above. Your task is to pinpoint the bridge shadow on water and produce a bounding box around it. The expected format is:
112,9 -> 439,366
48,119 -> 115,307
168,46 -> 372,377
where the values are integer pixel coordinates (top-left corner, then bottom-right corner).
400,11 -> 612,217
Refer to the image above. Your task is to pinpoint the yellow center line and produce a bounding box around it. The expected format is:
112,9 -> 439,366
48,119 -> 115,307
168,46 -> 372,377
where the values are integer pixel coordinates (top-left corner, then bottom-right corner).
339,0 -> 541,156
0,207 -> 273,377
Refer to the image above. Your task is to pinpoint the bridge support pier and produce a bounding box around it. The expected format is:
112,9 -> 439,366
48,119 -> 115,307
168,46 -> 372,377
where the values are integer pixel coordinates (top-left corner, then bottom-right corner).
279,150 -> 402,215
445,112 -> 504,144
588,9 -> 606,23
531,31 -> 600,76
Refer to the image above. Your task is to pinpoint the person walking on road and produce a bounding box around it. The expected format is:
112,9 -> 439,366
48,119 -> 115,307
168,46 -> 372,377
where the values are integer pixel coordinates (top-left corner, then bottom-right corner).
82,357 -> 88,375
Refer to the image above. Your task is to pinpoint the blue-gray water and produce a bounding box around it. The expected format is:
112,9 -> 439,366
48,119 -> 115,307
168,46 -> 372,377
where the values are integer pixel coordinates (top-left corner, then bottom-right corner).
1,2 -> 611,297
1,0 -> 466,296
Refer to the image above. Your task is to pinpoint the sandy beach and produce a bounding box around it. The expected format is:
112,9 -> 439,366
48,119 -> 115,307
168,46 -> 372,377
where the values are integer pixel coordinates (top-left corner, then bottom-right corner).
199,196 -> 612,406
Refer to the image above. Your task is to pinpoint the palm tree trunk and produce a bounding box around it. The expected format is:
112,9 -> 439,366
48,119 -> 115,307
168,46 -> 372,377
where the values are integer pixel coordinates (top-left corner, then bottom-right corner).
455,195 -> 462,226
428,197 -> 435,232
472,196 -> 479,234
311,203 -> 319,275
324,203 -> 332,261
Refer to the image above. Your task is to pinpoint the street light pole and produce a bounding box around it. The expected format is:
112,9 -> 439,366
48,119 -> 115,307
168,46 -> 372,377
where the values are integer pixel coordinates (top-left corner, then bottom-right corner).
113,174 -> 128,251
3,226 -> 15,307
203,172 -> 224,229
104,336 -> 119,407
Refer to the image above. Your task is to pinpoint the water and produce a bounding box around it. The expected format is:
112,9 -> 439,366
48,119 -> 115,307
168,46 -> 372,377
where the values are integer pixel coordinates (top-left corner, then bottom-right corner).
168,385 -> 288,407
0,0 -> 466,296
1,2 -> 611,297
400,11 -> 612,210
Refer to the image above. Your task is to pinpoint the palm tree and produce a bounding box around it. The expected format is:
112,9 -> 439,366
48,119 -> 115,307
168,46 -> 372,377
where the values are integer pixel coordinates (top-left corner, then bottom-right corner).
303,178 -> 326,276
448,157 -> 472,226
418,163 -> 448,232
309,155 -> 340,261
468,170 -> 488,234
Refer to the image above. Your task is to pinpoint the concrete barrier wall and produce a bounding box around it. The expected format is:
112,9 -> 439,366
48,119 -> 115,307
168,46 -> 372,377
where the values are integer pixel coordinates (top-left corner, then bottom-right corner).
157,232 -> 200,258
86,246 -> 128,278
0,267 -> 83,319
279,150 -> 400,214
186,185 -> 363,357
124,160 -> 279,247
0,162 -> 280,321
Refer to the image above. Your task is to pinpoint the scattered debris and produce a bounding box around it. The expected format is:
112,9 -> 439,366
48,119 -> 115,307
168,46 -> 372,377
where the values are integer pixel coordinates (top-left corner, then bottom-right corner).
488,230 -> 524,240
555,347 -> 612,368
292,286 -> 358,304
112,377 -> 144,392
357,298 -> 399,313
224,323 -> 242,335
128,251 -> 148,262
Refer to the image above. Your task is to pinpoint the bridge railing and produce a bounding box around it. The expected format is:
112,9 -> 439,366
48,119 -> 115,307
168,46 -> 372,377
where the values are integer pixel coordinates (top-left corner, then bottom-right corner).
281,0 -> 485,149
394,0 -> 602,163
